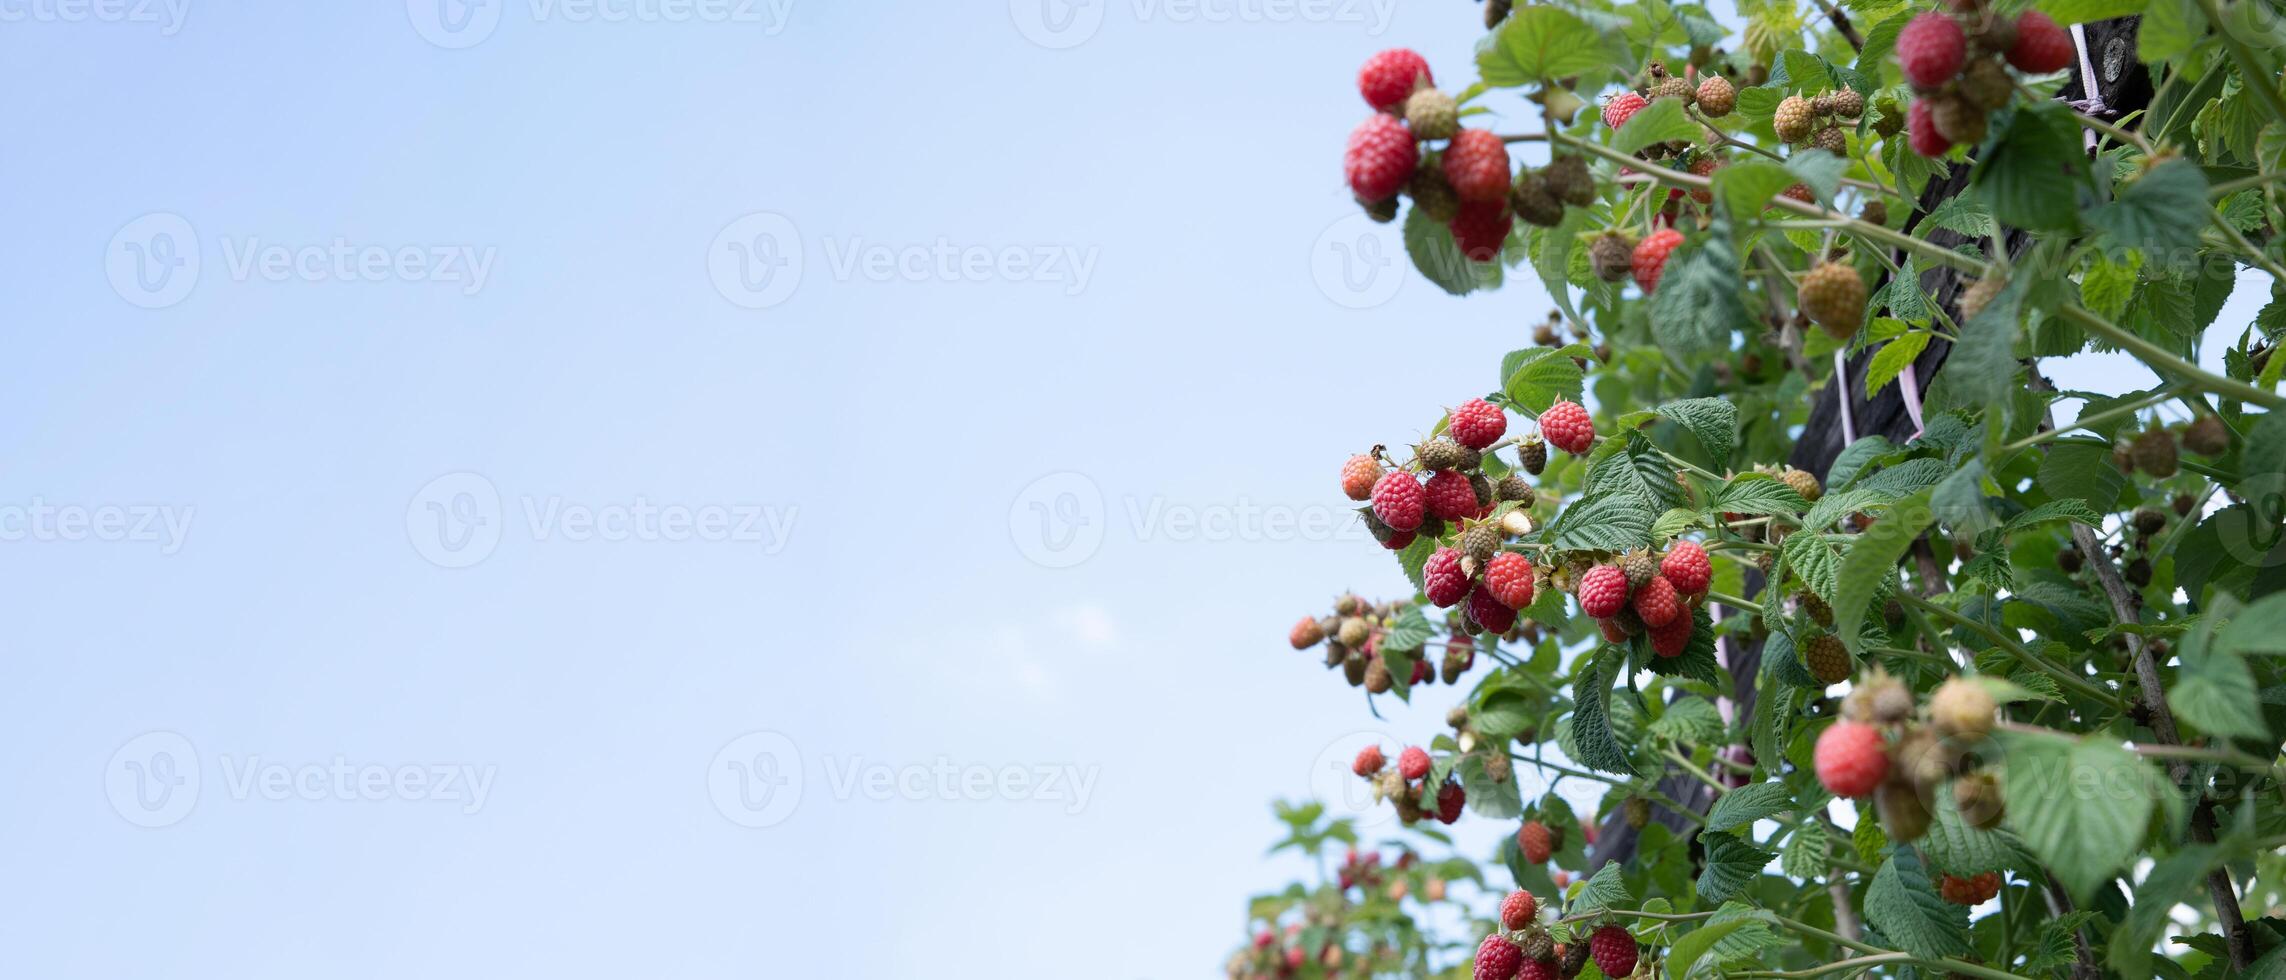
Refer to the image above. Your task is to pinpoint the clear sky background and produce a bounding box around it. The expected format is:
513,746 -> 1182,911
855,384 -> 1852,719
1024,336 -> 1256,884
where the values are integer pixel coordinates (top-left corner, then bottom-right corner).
0,2 -> 2267,977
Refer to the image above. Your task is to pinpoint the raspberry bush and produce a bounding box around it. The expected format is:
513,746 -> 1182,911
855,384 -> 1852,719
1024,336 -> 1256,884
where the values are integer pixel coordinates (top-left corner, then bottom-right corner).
1239,0 -> 2286,976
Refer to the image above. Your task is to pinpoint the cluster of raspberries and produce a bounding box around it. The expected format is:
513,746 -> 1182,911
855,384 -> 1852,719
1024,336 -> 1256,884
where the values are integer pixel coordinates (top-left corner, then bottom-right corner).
1289,593 -> 1487,694
1351,743 -> 1466,826
1343,49 -> 1601,263
1574,541 -> 1712,657
1813,673 -> 2010,855
1893,6 -> 2074,156
1470,890 -> 1639,980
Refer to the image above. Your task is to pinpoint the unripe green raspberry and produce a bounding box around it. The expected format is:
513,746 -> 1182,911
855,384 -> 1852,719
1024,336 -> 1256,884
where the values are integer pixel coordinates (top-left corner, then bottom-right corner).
1929,678 -> 1996,740
1774,95 -> 1816,142
1696,74 -> 1736,116
1404,87 -> 1460,140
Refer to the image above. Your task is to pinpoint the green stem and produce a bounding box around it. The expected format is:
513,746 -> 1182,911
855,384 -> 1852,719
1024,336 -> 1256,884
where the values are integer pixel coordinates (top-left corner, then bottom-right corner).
1896,592 -> 2124,708
1771,916 -> 2034,980
2056,305 -> 2286,409
2210,170 -> 2286,197
1705,590 -> 1766,616
1993,384 -> 2188,456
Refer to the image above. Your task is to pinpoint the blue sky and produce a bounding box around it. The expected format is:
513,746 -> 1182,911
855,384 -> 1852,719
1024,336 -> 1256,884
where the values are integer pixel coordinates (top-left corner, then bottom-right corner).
0,2 -> 2268,977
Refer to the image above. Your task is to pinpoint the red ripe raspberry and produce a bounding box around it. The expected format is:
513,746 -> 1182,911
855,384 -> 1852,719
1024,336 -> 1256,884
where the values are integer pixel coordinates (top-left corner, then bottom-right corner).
1940,870 -> 2003,906
1381,528 -> 1416,550
1398,745 -> 1432,781
1353,744 -> 1385,777
1449,397 -> 1508,449
1516,959 -> 1558,980
1345,114 -> 1418,202
1661,541 -> 1712,594
1589,925 -> 1638,978
1467,585 -> 1518,633
1576,565 -> 1629,619
1436,780 -> 1466,823
1650,609 -> 1693,657
1340,454 -> 1383,501
1443,129 -> 1512,203
1411,657 -> 1432,685
1632,575 -> 1683,628
1424,469 -> 1478,521
1448,200 -> 1513,262
1483,552 -> 1536,609
2008,10 -> 2074,74
1540,399 -> 1595,455
1474,935 -> 1524,980
1358,48 -> 1433,110
1597,617 -> 1629,644
1897,12 -> 1967,89
1907,98 -> 1954,157
1814,720 -> 1890,798
1601,91 -> 1649,130
1631,227 -> 1684,293
1517,820 -> 1553,863
1581,816 -> 1599,845
1371,471 -> 1426,532
1499,889 -> 1538,929
1425,547 -> 1471,607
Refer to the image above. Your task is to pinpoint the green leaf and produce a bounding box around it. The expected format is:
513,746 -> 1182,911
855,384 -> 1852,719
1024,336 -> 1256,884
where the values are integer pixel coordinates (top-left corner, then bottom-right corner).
1865,847 -> 1972,959
1502,345 -> 1591,413
1826,436 -> 1893,490
1713,474 -> 1810,515
1547,491 -> 1658,552
1780,820 -> 1829,878
2036,438 -> 2127,512
1459,752 -> 1525,820
1931,459 -> 1994,534
1946,276 -> 2025,410
1479,5 -> 1611,86
2004,499 -> 2102,531
1655,397 -> 1741,471
2088,158 -> 2211,254
2000,730 -> 2156,901
1570,859 -> 1633,915
1649,226 -> 1751,357
1784,148 -> 1848,202
2171,614 -> 2270,739
1918,782 -> 2033,875
1695,830 -> 1774,904
1704,781 -> 1795,832
2038,0 -> 2147,20
1403,204 -> 1489,296
1834,488 -> 1934,653
1568,654 -> 1639,776
1970,102 -> 2089,232
1612,97 -> 1702,155
1712,159 -> 1794,219
1381,605 -> 1435,653
1865,331 -> 1931,398
1648,695 -> 1727,744
1397,530 -> 1436,592
1665,919 -> 1753,980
